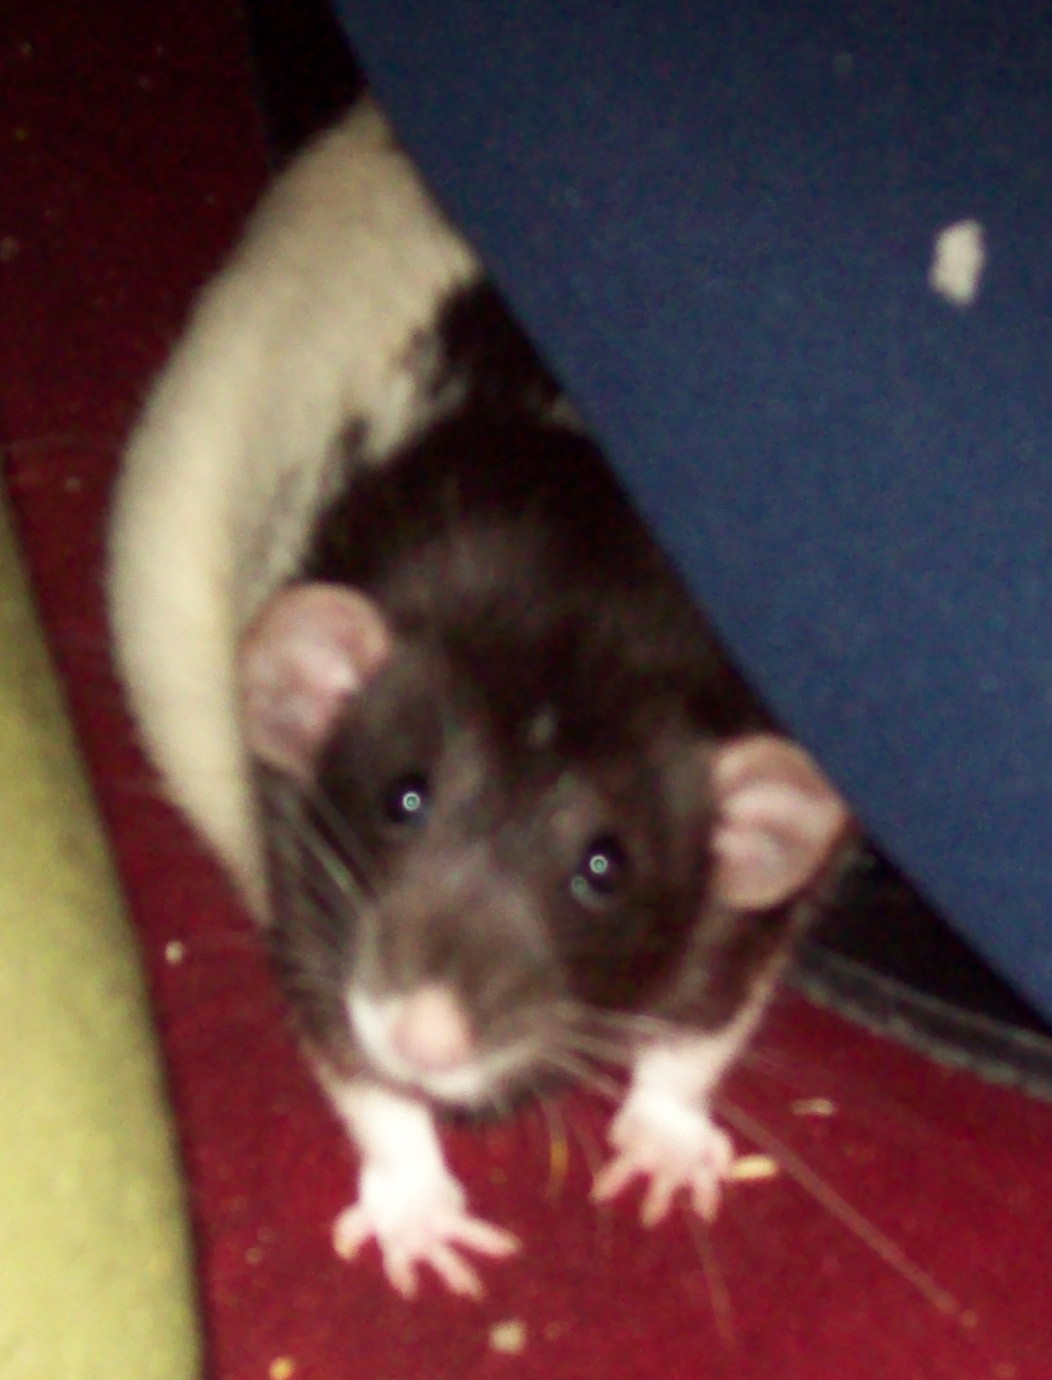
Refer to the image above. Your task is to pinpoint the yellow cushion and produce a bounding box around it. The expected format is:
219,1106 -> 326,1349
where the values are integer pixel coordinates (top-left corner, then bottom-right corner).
0,489 -> 200,1379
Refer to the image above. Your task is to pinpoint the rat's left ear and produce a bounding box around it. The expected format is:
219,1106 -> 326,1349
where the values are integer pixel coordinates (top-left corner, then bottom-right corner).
709,734 -> 852,910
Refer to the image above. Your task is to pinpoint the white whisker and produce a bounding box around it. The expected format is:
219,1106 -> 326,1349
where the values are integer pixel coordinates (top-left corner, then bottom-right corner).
718,1101 -> 963,1320
684,1212 -> 738,1350
541,1049 -> 623,1105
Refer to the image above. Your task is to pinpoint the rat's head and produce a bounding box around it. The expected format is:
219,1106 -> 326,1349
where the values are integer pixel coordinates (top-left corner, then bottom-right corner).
238,581 -> 850,1113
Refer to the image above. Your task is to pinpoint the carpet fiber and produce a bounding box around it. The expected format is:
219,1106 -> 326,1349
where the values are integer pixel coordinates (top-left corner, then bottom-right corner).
2,4 -> 1049,1376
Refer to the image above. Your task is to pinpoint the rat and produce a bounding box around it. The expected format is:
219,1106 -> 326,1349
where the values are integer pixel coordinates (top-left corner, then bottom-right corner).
108,96 -> 853,1300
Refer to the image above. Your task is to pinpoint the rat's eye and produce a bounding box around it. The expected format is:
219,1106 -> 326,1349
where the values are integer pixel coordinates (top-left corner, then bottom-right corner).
382,772 -> 430,827
570,834 -> 629,906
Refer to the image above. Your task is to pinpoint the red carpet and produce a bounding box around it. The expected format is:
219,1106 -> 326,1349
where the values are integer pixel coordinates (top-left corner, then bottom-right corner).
3,4 -> 1050,1376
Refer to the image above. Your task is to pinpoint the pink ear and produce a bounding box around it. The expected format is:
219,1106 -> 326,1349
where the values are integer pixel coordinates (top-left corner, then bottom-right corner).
709,734 -> 851,910
237,582 -> 392,781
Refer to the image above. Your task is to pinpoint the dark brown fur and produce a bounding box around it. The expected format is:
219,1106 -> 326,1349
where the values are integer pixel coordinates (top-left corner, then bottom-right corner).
256,282 -> 822,1094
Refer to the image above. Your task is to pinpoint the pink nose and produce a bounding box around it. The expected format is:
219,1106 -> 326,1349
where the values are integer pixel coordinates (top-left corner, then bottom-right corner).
389,984 -> 475,1074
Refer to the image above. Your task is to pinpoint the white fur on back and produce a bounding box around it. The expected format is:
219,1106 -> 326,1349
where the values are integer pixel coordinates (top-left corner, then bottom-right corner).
107,99 -> 481,912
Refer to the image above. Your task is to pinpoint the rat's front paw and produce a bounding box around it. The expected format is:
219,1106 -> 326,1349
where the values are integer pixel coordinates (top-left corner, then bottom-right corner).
591,1091 -> 734,1226
333,1162 -> 519,1300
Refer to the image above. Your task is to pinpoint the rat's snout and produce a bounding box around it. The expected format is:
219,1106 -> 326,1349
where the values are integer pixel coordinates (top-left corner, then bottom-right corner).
345,841 -> 561,1106
350,981 -> 498,1107
373,839 -> 551,999
387,983 -> 476,1074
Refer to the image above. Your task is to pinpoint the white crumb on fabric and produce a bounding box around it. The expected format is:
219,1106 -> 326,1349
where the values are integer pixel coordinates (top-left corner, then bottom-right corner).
489,1320 -> 528,1354
164,940 -> 186,965
727,1153 -> 780,1182
929,220 -> 986,305
791,1096 -> 837,1117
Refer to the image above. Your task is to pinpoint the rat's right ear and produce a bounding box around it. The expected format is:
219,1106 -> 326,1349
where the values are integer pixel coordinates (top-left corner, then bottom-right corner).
237,581 -> 392,781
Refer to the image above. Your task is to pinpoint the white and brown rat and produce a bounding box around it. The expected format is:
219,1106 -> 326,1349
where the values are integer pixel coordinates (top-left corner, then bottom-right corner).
108,96 -> 853,1299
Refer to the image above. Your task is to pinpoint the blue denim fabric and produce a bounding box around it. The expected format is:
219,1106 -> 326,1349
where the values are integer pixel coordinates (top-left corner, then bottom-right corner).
332,0 -> 1052,1019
